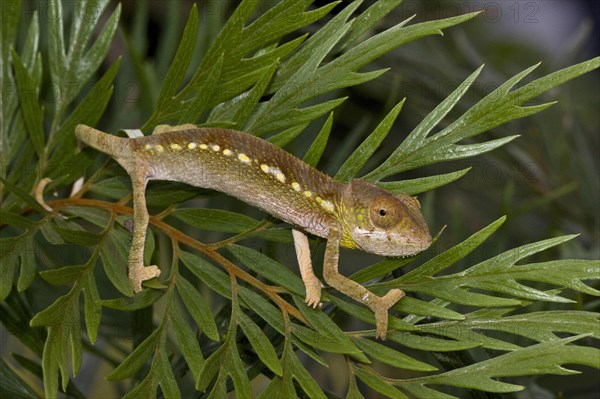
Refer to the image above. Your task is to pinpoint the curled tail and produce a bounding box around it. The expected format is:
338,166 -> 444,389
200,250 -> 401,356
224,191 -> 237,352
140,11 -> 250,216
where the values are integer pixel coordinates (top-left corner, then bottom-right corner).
75,124 -> 131,158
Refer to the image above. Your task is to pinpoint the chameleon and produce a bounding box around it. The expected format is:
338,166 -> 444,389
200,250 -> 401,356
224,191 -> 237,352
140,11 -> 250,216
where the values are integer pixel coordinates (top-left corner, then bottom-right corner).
75,124 -> 432,339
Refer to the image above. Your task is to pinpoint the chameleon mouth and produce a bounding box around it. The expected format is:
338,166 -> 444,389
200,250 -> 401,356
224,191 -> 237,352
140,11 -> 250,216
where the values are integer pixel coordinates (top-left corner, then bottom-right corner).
398,242 -> 430,256
352,227 -> 432,257
393,234 -> 433,256
388,245 -> 429,257
356,239 -> 431,257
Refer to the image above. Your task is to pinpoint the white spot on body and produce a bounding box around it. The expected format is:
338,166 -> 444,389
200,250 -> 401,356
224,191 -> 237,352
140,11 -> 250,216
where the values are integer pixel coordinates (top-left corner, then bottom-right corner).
304,191 -> 312,198
211,144 -> 220,152
187,142 -> 197,149
223,149 -> 233,156
320,200 -> 334,213
156,145 -> 164,153
258,163 -> 286,182
171,143 -> 182,150
291,182 -> 301,191
238,153 -> 251,163
269,167 -> 283,181
361,293 -> 370,302
200,144 -> 208,150
144,144 -> 152,151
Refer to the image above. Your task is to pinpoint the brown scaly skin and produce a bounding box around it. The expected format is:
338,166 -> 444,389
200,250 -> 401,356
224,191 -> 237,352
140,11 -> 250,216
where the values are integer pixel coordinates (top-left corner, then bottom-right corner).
76,124 -> 432,339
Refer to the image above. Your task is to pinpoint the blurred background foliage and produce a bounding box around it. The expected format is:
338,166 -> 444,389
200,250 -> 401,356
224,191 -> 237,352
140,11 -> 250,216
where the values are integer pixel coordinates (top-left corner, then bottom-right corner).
1,0 -> 598,398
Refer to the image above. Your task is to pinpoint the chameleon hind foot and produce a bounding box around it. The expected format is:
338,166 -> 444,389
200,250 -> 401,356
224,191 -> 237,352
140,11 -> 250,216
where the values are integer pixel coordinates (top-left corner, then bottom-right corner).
129,265 -> 161,293
372,288 -> 405,340
304,280 -> 322,308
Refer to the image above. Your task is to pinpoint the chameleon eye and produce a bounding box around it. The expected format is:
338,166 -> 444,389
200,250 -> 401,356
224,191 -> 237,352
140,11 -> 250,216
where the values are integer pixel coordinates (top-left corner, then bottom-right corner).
370,197 -> 401,229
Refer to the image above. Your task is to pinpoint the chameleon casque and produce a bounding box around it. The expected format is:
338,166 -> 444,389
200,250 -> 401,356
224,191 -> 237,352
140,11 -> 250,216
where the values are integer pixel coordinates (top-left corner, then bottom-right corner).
76,124 -> 432,339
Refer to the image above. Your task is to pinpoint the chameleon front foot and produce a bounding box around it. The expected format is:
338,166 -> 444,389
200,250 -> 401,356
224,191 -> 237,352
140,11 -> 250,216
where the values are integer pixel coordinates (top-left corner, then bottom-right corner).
129,265 -> 161,293
371,288 -> 405,340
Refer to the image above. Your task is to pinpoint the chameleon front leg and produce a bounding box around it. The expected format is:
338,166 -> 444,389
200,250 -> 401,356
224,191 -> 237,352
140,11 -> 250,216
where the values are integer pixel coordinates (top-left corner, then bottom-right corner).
128,168 -> 161,293
322,227 -> 404,339
292,228 -> 322,308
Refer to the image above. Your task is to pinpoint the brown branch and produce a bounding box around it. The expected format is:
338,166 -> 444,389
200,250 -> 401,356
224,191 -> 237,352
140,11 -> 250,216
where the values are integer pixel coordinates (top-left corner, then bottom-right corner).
48,197 -> 307,324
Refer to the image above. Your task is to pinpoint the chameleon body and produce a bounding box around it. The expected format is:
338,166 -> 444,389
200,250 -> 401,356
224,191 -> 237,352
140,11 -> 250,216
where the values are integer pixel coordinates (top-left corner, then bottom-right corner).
76,124 -> 431,339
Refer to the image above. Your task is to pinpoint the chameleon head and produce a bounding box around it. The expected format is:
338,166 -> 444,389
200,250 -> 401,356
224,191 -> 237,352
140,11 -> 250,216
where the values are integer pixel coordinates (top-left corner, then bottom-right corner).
338,180 -> 432,257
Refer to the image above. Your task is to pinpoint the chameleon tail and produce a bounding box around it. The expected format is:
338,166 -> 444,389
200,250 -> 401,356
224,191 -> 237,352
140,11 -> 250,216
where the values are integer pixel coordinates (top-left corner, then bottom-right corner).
75,124 -> 131,158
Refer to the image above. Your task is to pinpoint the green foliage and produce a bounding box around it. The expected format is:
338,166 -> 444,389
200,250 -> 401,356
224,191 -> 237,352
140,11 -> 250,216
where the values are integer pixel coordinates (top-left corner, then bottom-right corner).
1,1 -> 598,398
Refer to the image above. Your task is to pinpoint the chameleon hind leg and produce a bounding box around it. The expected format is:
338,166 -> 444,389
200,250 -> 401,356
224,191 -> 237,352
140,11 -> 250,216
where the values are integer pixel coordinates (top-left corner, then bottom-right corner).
128,167 -> 161,292
322,227 -> 404,340
292,228 -> 322,308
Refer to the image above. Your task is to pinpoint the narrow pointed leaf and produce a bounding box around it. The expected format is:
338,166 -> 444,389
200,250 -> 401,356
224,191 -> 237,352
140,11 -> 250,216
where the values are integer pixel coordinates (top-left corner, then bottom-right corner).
266,123 -> 308,147
351,257 -> 414,283
387,331 -> 480,352
271,0 -> 358,92
196,344 -> 227,392
176,276 -> 219,341
338,0 -> 404,51
170,303 -> 205,379
107,328 -> 161,380
228,244 -> 305,296
99,290 -> 165,311
289,346 -> 328,399
172,208 -> 259,233
100,230 -> 135,296
11,50 -> 44,155
54,59 -> 121,144
396,216 -> 506,284
0,177 -> 47,214
303,112 -> 333,167
401,335 -> 597,393
379,168 -> 471,195
391,65 -> 484,160
336,100 -> 405,182
155,4 -> 198,106
154,346 -> 181,399
354,366 -> 409,399
16,238 -> 35,291
352,336 -> 437,371
40,264 -> 87,286
82,271 -> 101,344
228,343 -> 253,398
239,312 -> 283,376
